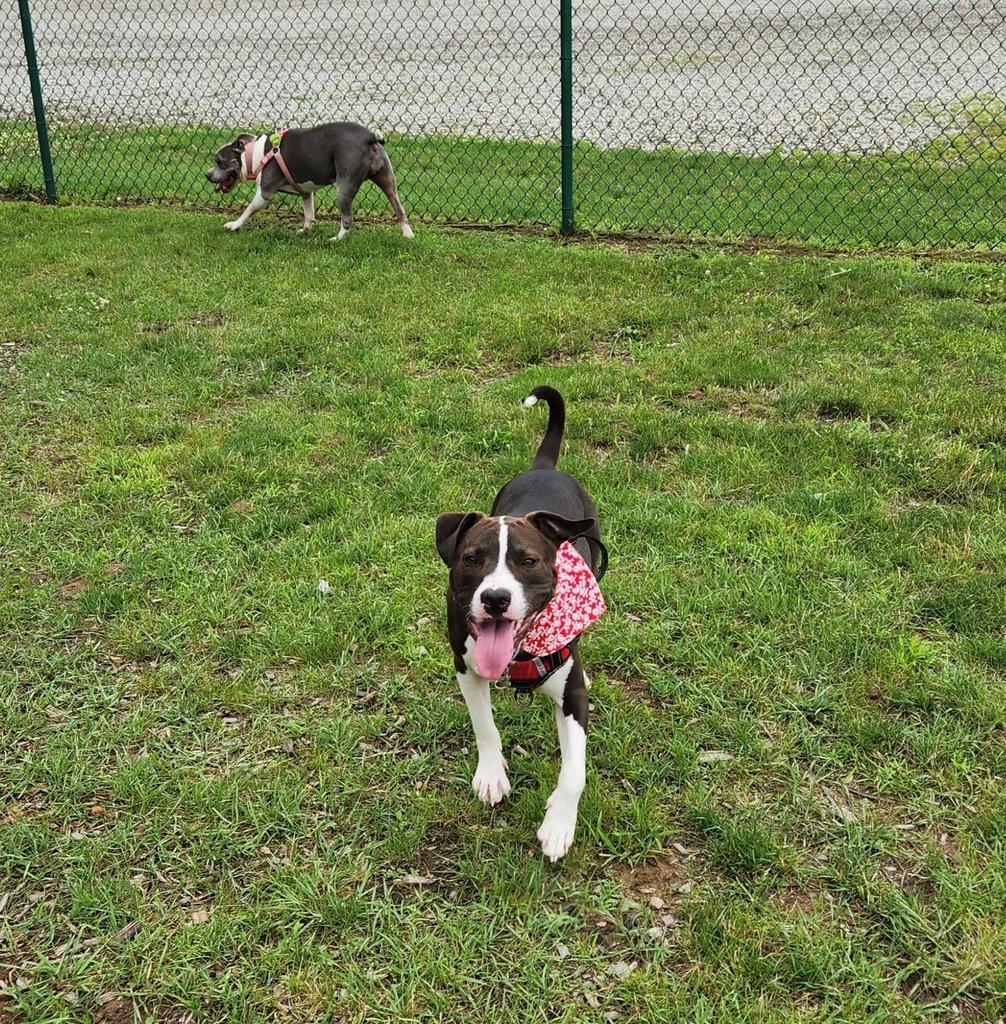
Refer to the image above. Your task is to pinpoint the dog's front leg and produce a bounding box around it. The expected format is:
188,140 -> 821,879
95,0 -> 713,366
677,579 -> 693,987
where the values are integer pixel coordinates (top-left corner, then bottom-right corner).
538,661 -> 588,862
298,193 -> 315,234
458,669 -> 510,806
224,182 -> 268,232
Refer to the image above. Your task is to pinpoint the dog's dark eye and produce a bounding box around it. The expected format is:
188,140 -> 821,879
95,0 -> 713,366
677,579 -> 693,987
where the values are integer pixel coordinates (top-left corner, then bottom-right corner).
462,553 -> 479,566
521,557 -> 538,567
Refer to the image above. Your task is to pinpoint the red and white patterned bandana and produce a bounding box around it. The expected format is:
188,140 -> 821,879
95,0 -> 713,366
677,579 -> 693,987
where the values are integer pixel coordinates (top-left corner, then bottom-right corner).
520,541 -> 606,656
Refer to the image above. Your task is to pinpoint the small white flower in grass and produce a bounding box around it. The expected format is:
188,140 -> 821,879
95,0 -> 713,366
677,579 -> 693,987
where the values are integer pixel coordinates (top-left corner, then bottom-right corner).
317,579 -> 331,594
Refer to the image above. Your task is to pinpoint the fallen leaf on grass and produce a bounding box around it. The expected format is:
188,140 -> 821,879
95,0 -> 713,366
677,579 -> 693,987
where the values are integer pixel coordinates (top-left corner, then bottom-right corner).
822,788 -> 857,824
396,875 -> 437,886
190,908 -> 210,924
111,921 -> 140,942
697,750 -> 733,763
607,960 -> 637,980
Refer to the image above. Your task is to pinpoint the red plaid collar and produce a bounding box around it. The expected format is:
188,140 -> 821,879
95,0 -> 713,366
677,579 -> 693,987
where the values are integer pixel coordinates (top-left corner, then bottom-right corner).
507,647 -> 572,694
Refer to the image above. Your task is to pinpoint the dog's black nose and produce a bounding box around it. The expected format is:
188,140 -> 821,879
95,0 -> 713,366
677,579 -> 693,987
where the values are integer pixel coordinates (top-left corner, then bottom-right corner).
481,589 -> 511,616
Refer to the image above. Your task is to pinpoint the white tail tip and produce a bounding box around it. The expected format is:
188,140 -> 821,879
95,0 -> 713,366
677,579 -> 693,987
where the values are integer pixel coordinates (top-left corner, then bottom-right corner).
523,395 -> 538,407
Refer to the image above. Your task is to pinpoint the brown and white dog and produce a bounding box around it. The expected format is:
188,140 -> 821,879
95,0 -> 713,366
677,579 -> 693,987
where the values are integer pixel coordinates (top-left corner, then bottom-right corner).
436,387 -> 606,861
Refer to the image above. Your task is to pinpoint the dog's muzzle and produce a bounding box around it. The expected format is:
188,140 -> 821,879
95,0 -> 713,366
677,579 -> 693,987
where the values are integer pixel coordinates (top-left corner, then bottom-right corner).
213,172 -> 239,194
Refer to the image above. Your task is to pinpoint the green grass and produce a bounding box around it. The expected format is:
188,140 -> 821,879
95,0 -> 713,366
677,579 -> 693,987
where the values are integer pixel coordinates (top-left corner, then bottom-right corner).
915,94 -> 1006,167
5,120 -> 1006,249
3,201 -> 1006,1023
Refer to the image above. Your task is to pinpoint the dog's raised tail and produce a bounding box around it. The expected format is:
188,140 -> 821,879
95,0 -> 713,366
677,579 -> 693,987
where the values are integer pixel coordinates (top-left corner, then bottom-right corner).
523,386 -> 565,470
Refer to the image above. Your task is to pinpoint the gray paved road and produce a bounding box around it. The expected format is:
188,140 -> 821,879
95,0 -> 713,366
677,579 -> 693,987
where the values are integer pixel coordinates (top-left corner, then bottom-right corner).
3,0 -> 1005,153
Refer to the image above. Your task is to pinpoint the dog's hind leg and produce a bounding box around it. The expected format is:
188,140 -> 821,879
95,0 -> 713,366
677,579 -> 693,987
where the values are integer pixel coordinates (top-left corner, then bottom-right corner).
372,154 -> 414,238
298,193 -> 315,234
224,181 -> 268,232
458,669 -> 510,806
330,179 -> 362,241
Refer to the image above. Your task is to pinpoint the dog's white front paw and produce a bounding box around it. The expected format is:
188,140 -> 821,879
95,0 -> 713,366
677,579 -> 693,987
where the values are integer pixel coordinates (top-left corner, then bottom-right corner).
537,795 -> 579,862
223,220 -> 242,232
401,223 -> 415,239
297,225 -> 314,235
472,757 -> 510,806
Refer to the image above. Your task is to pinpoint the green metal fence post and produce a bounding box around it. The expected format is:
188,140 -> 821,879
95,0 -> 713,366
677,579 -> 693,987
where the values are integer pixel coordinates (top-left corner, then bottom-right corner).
559,0 -> 573,235
18,0 -> 57,203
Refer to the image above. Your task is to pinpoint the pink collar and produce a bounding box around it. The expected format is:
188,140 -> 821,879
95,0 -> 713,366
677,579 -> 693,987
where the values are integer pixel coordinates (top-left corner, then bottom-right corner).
241,130 -> 305,194
243,138 -> 258,180
519,542 -> 606,656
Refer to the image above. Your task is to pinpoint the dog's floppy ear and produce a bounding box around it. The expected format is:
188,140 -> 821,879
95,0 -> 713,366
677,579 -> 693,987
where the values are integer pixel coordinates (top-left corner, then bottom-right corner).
526,510 -> 596,546
436,512 -> 485,565
233,133 -> 255,149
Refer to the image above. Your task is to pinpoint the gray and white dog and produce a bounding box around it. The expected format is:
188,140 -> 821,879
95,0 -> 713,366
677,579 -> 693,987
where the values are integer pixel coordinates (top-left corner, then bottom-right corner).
205,121 -> 413,240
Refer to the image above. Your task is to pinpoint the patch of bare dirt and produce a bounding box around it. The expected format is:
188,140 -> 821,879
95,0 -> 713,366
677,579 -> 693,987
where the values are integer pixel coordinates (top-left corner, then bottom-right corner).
816,399 -> 898,429
591,320 -> 652,360
0,994 -> 25,1024
608,675 -> 662,711
0,338 -> 29,372
58,578 -> 88,598
93,996 -> 136,1024
616,845 -> 697,908
771,885 -> 822,916
90,996 -> 195,1024
385,825 -> 463,903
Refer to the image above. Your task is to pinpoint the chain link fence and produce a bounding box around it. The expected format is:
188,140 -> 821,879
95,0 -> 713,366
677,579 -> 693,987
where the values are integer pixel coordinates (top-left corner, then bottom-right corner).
5,0 -> 1006,248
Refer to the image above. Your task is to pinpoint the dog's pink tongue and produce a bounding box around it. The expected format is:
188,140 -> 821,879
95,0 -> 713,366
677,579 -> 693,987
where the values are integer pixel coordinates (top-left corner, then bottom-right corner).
474,619 -> 516,679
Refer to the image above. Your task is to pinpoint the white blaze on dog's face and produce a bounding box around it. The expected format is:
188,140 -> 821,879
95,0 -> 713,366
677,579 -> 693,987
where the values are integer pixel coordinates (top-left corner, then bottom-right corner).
470,517 -> 529,637
460,516 -> 557,679
436,511 -> 594,680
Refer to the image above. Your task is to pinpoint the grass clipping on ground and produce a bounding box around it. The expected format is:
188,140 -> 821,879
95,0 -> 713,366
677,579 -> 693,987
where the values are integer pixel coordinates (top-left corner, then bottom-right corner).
1,202 -> 1005,1023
